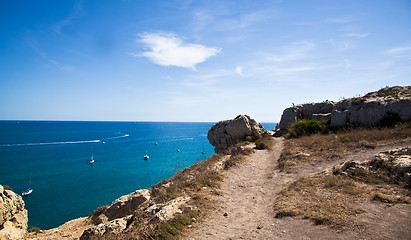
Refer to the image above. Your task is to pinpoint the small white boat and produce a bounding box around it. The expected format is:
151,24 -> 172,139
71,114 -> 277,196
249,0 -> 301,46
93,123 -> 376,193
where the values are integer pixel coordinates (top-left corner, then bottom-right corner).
22,188 -> 33,196
177,149 -> 180,152
144,150 -> 149,160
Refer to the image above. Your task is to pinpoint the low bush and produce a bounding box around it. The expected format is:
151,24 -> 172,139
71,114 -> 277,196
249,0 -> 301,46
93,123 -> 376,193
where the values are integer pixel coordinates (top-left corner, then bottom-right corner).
379,112 -> 402,127
28,227 -> 41,233
288,119 -> 325,138
255,138 -> 268,150
3,185 -> 12,191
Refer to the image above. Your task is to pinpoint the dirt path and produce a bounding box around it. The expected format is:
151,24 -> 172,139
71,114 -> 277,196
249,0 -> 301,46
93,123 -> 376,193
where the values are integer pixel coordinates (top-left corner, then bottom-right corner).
182,138 -> 411,240
182,138 -> 288,239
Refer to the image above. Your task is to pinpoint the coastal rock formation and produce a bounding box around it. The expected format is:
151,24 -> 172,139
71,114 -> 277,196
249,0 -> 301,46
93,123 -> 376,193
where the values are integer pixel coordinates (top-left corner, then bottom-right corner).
147,196 -> 191,221
276,86 -> 411,133
208,115 -> 268,153
80,217 -> 129,240
81,189 -> 191,239
103,189 -> 150,221
0,185 -> 28,240
88,189 -> 150,225
277,101 -> 335,129
333,147 -> 411,185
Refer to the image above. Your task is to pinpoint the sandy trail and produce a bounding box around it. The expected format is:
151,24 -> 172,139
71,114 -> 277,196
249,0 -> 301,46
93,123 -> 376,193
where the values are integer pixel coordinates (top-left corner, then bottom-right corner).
182,138 -> 411,240
182,138 -> 287,239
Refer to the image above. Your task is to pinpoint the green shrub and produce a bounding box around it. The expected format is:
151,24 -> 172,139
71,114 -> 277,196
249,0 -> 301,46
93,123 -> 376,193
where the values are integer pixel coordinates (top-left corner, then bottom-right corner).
288,119 -> 325,137
255,138 -> 268,150
379,112 -> 402,127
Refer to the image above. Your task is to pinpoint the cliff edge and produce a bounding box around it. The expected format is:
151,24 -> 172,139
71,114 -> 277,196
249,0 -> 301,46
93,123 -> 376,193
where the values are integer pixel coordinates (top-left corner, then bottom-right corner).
276,86 -> 411,135
0,185 -> 28,240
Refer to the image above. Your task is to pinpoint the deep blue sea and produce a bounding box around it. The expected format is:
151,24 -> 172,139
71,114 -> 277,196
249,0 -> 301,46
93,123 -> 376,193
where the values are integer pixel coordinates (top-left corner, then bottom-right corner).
0,121 -> 276,229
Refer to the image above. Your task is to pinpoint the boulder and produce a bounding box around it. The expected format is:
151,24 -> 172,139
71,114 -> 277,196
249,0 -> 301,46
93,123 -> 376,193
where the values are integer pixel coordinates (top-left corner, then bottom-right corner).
80,217 -> 129,240
0,185 -> 28,240
102,189 -> 150,221
208,115 -> 268,153
146,196 -> 191,222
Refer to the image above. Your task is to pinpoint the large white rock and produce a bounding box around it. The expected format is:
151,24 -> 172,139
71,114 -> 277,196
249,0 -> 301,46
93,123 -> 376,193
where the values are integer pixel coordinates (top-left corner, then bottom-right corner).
208,115 -> 268,153
277,86 -> 411,131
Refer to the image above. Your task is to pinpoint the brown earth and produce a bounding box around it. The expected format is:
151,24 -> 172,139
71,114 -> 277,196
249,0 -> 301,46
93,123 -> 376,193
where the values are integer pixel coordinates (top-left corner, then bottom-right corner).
181,138 -> 411,240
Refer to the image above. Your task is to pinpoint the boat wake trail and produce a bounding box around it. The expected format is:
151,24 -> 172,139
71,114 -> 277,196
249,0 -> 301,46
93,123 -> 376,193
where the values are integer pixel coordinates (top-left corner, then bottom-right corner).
101,134 -> 129,141
0,134 -> 130,147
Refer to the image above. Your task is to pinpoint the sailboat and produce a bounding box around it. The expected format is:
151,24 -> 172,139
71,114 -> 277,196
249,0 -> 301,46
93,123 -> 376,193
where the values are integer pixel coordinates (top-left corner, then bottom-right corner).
89,153 -> 95,164
143,150 -> 149,160
90,146 -> 95,164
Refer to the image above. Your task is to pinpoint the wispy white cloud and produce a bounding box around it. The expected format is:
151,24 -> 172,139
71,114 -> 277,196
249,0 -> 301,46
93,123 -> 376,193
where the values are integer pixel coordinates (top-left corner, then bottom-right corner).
235,66 -> 244,76
344,59 -> 351,73
214,10 -> 273,32
265,41 -> 316,63
30,40 -> 76,72
52,1 -> 86,34
249,63 -> 342,77
344,33 -> 370,38
329,39 -> 353,51
325,17 -> 352,23
133,33 -> 221,69
384,46 -> 411,55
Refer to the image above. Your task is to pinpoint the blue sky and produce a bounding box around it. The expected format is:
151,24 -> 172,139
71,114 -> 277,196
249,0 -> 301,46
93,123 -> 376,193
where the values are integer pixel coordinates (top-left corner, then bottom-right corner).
0,0 -> 410,122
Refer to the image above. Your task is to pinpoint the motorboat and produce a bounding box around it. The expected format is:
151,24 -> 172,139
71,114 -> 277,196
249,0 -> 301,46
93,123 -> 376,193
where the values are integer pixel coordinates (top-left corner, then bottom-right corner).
22,188 -> 33,196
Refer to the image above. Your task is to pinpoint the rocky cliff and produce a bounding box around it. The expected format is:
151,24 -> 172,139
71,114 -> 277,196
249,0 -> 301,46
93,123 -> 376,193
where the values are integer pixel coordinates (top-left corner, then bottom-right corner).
208,115 -> 268,153
277,86 -> 411,134
0,185 -> 28,240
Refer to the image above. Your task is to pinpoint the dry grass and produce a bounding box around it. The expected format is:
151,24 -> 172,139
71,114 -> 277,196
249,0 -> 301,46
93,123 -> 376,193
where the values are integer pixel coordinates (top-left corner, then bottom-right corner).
275,123 -> 411,231
274,175 -> 368,230
278,124 -> 411,172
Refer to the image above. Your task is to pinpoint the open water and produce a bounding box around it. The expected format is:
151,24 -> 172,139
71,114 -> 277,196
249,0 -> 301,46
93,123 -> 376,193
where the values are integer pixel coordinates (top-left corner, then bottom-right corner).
0,121 -> 275,229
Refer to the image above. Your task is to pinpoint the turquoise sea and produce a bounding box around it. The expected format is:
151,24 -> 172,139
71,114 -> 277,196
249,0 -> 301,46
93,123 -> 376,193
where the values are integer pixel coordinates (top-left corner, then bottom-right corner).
0,121 -> 275,229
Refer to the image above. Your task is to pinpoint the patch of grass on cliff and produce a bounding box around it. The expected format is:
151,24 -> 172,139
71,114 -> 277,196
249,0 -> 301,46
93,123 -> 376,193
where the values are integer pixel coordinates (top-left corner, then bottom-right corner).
152,154 -> 224,203
274,175 -> 368,230
3,185 -> 13,191
278,123 -> 411,172
287,119 -> 325,138
28,227 -> 41,233
156,211 -> 199,240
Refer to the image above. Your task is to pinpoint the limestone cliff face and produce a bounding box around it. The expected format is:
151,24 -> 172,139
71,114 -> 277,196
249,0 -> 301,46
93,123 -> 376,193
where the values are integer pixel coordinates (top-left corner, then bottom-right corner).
207,115 -> 268,153
277,86 -> 411,133
0,185 -> 28,240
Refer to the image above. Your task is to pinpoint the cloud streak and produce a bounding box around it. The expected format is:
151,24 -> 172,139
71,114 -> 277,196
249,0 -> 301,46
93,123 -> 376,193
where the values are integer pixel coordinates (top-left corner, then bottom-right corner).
52,1 -> 86,34
384,46 -> 411,55
134,33 -> 221,69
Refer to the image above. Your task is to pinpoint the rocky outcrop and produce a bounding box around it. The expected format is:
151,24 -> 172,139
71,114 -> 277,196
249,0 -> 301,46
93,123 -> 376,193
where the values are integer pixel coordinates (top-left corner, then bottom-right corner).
0,185 -> 28,240
80,217 -> 130,240
147,196 -> 191,221
80,188 -> 192,239
103,189 -> 150,221
277,101 -> 335,129
276,86 -> 411,133
333,147 -> 411,186
208,115 -> 268,153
